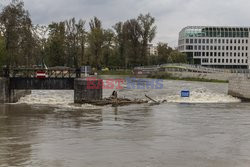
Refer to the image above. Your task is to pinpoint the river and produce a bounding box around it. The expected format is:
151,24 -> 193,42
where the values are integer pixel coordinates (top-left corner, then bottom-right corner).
1,78 -> 250,167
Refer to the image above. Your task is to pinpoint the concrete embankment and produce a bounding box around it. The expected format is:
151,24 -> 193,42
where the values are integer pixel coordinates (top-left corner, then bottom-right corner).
228,77 -> 250,101
0,78 -> 31,103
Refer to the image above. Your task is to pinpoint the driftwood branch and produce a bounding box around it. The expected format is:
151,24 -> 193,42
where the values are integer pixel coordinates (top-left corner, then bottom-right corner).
145,94 -> 160,104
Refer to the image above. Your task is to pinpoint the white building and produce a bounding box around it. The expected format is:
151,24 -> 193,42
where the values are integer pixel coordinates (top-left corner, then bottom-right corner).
178,26 -> 250,69
148,44 -> 158,56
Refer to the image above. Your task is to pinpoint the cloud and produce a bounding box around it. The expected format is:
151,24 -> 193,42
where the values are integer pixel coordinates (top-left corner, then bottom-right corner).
17,0 -> 250,46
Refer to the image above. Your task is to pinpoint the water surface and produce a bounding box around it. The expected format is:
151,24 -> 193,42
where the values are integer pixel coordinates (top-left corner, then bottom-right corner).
1,79 -> 250,167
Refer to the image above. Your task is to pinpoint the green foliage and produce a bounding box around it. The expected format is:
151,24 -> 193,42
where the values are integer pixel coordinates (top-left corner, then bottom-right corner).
0,0 -> 187,69
0,36 -> 8,66
0,0 -> 36,66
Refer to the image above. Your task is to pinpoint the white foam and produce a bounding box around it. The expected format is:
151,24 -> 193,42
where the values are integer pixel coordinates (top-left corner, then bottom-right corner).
152,88 -> 241,104
17,90 -> 101,110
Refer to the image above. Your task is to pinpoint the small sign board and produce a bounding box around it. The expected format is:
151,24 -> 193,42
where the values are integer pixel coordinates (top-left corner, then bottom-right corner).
181,90 -> 190,97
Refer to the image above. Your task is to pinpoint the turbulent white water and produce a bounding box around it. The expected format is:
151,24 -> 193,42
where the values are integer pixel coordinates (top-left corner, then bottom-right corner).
17,86 -> 240,109
17,90 -> 101,110
154,88 -> 241,104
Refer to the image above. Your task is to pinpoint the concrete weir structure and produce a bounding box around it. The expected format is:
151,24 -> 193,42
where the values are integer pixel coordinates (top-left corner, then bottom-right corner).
0,78 -> 31,103
0,77 -> 103,104
228,77 -> 250,100
74,78 -> 103,103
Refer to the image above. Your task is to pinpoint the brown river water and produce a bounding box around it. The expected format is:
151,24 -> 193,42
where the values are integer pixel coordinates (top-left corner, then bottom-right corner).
1,78 -> 250,167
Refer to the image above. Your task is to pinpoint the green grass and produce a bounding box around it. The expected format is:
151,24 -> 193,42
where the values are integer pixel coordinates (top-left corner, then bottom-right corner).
98,70 -> 132,75
147,73 -> 228,83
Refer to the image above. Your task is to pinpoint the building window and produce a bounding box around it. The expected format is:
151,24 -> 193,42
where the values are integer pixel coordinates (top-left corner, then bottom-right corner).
234,59 -> 236,63
238,59 -> 240,63
214,58 -> 217,63
214,46 -> 217,50
238,53 -> 240,57
226,39 -> 229,44
226,59 -> 228,63
186,39 -> 189,43
206,52 -> 209,56
230,46 -> 233,50
206,46 -> 209,50
230,59 -> 232,63
202,52 -> 205,56
226,46 -> 229,50
222,59 -> 225,63
218,39 -> 221,43
242,59 -> 244,63
242,53 -> 244,57
222,46 -> 225,50
214,52 -> 217,56
234,53 -> 236,57
246,46 -> 248,50
190,39 -> 193,43
246,39 -> 248,44
222,52 -> 225,57
242,46 -> 245,50
238,46 -> 241,50
218,52 -> 221,56
198,39 -> 201,43
210,39 -> 213,43
194,39 -> 198,43
210,46 -> 213,50
226,52 -> 229,57
246,53 -> 248,57
222,39 -> 225,43
238,39 -> 241,43
230,39 -> 233,44
206,39 -> 209,44
242,39 -> 244,43
230,53 -> 233,57
202,39 -> 205,43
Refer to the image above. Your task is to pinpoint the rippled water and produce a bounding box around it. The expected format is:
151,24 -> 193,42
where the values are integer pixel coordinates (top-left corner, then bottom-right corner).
1,79 -> 250,167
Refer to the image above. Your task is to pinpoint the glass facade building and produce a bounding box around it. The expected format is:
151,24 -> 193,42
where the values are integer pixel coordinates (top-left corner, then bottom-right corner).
178,26 -> 250,68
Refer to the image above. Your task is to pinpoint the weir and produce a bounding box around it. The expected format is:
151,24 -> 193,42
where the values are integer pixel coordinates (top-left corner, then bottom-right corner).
0,68 -> 103,103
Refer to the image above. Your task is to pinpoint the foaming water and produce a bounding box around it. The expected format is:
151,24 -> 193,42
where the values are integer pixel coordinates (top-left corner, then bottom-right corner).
17,81 -> 240,108
17,90 -> 101,110
154,88 -> 241,104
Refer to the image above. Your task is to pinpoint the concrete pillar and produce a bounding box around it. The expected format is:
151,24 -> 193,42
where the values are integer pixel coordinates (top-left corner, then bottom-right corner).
0,78 -> 10,103
0,78 -> 31,103
74,78 -> 103,104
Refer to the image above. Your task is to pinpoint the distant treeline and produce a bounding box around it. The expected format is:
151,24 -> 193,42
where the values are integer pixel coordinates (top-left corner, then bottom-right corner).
0,0 -> 187,69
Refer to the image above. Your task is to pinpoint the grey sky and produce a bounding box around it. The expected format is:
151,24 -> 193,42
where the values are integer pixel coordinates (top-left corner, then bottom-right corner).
9,0 -> 250,46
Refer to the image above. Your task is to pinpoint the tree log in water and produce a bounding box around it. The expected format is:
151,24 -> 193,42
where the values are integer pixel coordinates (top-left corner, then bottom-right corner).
80,97 -> 148,106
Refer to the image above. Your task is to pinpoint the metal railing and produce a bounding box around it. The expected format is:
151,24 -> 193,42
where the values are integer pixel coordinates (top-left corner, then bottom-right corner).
2,68 -> 80,78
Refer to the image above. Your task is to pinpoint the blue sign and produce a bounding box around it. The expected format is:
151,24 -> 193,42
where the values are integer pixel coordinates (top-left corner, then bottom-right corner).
181,90 -> 190,97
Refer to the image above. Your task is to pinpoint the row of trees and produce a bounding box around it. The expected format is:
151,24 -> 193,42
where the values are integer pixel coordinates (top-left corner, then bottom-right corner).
0,0 -> 186,69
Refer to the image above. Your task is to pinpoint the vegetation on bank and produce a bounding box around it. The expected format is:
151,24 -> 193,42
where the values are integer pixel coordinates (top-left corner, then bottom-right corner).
0,0 -> 187,69
147,73 -> 228,83
98,70 -> 132,76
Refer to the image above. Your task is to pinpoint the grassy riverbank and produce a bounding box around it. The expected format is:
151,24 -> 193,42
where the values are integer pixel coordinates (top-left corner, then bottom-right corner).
98,70 -> 132,75
147,73 -> 228,83
98,70 -> 228,83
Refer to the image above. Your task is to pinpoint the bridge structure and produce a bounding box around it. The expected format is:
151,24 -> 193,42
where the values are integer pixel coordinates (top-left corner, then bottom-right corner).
0,68 -> 103,103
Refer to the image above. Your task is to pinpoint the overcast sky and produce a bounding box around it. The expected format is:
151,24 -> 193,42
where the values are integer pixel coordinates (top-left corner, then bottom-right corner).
2,0 -> 250,47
